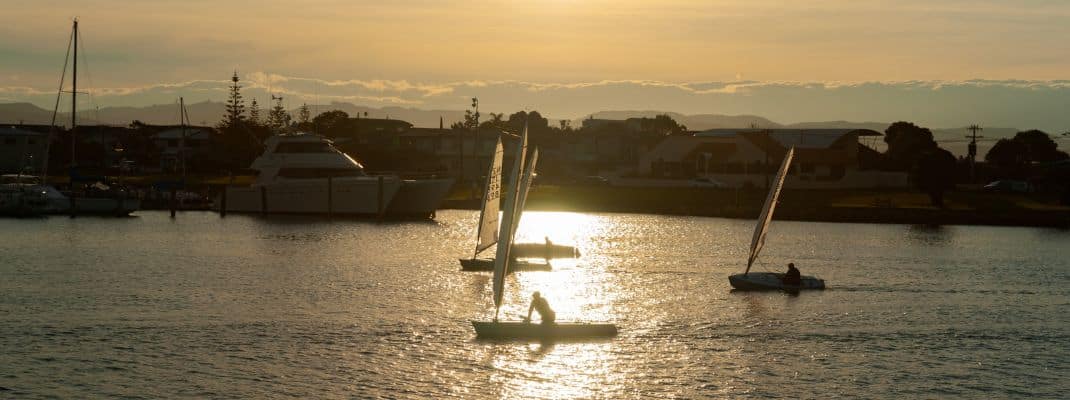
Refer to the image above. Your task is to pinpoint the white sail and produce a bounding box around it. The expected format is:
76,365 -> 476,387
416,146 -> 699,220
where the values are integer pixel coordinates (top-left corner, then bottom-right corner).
474,138 -> 504,256
746,147 -> 794,274
510,148 -> 539,238
491,124 -> 528,310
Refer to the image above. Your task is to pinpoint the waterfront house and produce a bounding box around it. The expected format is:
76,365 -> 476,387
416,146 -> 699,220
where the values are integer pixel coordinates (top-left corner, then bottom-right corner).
0,125 -> 48,174
635,129 -> 909,189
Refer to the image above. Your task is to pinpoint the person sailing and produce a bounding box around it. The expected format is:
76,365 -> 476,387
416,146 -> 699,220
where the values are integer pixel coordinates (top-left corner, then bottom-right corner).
524,291 -> 556,325
782,262 -> 801,286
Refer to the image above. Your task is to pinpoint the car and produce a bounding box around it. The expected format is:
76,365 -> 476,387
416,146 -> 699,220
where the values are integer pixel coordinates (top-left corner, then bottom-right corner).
690,177 -> 728,188
983,180 -> 1032,193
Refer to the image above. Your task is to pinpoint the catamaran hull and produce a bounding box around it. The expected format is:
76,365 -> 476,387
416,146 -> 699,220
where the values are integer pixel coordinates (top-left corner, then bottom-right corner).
729,272 -> 825,291
471,321 -> 617,340
510,243 -> 580,259
458,258 -> 552,272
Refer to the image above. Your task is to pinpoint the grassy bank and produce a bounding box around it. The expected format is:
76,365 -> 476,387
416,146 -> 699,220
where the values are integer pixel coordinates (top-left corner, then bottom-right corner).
444,185 -> 1070,228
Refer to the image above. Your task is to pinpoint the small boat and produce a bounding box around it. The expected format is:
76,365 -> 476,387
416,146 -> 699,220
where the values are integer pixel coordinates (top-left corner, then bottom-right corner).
0,181 -> 47,217
728,147 -> 826,291
459,137 -> 554,272
472,124 -> 617,340
510,242 -> 580,259
471,321 -> 617,340
458,258 -> 551,272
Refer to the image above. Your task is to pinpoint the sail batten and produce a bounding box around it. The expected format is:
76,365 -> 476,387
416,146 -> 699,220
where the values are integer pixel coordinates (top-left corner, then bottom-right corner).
746,147 -> 794,274
473,138 -> 504,256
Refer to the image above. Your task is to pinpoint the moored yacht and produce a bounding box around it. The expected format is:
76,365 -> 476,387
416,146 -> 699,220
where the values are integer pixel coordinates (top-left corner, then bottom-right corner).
218,133 -> 453,218
0,177 -> 48,216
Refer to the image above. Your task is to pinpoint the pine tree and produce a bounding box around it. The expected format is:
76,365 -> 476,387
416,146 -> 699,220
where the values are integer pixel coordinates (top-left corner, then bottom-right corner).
268,95 -> 291,132
248,98 -> 261,125
221,71 -> 245,128
298,103 -> 311,124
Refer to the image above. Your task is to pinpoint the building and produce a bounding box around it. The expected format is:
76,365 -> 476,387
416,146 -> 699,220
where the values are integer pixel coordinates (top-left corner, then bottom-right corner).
636,129 -> 909,189
152,127 -> 215,172
0,125 -> 48,174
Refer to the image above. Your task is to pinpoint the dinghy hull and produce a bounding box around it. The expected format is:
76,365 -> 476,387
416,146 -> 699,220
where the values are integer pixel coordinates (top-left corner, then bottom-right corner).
458,258 -> 552,272
510,243 -> 580,259
729,272 -> 825,291
472,321 -> 617,340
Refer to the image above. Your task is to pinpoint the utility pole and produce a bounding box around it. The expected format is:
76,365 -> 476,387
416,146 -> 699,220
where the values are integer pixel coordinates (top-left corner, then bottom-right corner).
966,124 -> 983,183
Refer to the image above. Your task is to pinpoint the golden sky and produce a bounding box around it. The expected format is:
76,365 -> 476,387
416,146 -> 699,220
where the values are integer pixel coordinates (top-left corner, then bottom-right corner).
1,1 -> 1069,128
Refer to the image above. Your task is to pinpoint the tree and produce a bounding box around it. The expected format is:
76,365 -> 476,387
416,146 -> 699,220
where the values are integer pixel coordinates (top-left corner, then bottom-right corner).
248,99 -> 261,125
984,129 -> 1069,170
913,147 -> 957,208
559,119 -> 572,132
298,103 -> 311,124
267,96 -> 291,132
312,110 -> 349,136
220,71 -> 245,129
884,121 -> 937,170
985,138 -> 1026,169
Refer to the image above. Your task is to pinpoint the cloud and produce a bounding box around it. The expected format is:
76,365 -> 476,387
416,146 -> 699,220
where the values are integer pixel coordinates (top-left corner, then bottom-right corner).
4,74 -> 1070,131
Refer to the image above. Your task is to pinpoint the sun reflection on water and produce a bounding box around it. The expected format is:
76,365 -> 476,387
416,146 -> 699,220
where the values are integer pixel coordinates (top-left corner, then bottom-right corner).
479,211 -> 627,399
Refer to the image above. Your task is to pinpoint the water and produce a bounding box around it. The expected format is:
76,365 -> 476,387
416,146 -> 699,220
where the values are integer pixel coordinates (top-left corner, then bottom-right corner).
1,211 -> 1067,399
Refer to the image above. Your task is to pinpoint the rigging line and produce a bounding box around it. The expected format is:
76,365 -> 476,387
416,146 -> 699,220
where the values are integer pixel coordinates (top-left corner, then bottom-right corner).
75,24 -> 97,124
42,24 -> 75,184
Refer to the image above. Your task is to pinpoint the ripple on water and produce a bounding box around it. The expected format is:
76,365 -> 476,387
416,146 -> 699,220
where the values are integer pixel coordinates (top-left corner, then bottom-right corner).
0,211 -> 1067,398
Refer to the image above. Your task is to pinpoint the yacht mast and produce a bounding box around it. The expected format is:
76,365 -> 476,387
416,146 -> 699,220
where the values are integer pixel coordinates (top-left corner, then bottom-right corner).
71,19 -> 78,167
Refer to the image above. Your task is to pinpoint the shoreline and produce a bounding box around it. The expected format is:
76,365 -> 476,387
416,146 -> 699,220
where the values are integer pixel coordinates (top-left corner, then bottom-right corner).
442,186 -> 1070,228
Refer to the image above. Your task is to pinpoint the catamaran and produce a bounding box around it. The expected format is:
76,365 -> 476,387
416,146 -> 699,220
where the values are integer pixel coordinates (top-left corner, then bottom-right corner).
459,136 -> 551,272
471,125 -> 618,340
728,147 -> 826,291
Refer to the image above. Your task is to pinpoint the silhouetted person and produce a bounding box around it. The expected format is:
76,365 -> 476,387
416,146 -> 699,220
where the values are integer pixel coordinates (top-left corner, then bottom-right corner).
524,291 -> 555,325
783,262 -> 801,286
544,236 -> 553,261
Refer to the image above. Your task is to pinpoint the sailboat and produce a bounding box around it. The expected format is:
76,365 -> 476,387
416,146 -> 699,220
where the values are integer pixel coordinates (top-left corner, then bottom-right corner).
459,136 -> 550,272
41,19 -> 140,215
728,147 -> 826,291
471,125 -> 617,340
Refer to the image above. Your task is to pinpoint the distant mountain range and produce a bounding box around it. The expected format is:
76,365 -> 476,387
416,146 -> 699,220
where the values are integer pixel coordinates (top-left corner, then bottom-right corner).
0,101 -> 1020,156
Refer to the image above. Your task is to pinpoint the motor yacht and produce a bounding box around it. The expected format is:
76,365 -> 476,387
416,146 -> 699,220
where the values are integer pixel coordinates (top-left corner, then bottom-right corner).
218,133 -> 453,218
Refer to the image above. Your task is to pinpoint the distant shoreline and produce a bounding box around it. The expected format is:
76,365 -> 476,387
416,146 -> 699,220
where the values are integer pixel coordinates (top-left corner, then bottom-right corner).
443,186 -> 1070,228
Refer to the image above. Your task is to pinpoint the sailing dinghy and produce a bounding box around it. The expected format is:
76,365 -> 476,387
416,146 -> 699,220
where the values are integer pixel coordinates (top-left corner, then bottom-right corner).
459,136 -> 550,272
472,125 -> 617,340
728,147 -> 826,291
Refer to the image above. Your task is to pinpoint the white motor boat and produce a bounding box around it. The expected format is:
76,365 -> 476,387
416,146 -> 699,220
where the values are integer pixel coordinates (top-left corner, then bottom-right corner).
0,179 -> 48,216
218,133 -> 453,218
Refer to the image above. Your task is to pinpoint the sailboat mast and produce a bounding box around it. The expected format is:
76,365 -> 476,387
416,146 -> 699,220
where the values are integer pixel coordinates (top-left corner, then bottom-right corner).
70,19 -> 78,167
180,97 -> 187,179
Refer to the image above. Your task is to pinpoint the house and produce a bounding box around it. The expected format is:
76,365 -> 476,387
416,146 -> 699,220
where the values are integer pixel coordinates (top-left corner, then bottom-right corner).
0,125 -> 48,174
152,127 -> 214,172
636,129 -> 909,189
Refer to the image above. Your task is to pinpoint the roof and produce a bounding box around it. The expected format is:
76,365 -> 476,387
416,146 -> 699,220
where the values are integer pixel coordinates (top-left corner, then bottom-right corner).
154,128 -> 213,140
642,135 -> 736,162
696,129 -> 881,149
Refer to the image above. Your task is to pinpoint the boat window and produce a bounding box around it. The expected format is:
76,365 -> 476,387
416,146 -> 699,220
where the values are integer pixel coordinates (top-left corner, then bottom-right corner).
277,168 -> 365,179
274,142 -> 337,153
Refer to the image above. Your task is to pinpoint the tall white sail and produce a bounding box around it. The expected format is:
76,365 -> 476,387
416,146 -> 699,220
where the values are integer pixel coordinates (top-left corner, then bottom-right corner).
510,148 -> 538,238
746,147 -> 794,274
491,124 -> 528,310
473,138 -> 504,256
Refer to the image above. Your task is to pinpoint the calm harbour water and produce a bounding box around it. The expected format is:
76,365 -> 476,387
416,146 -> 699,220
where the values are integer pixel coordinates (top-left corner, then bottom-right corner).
1,210 -> 1067,399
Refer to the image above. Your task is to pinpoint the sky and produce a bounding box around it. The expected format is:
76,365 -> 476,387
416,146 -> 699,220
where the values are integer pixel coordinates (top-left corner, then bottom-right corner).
1,0 -> 1069,130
